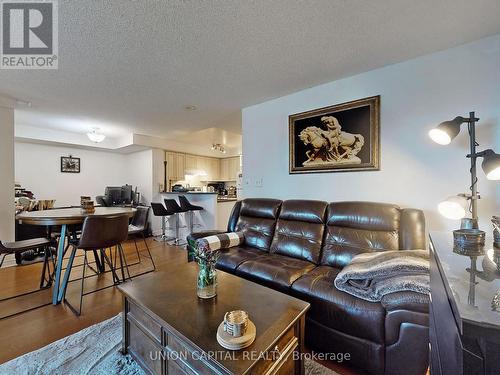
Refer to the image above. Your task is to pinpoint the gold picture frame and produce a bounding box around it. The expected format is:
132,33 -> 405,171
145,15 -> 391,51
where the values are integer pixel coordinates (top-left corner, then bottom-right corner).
289,95 -> 380,174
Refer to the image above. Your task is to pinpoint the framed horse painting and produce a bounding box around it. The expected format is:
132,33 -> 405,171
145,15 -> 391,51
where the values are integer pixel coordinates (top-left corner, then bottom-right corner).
289,95 -> 380,174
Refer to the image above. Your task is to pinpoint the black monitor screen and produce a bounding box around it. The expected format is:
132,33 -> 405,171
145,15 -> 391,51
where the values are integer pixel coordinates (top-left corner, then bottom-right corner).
121,185 -> 133,204
105,187 -> 123,205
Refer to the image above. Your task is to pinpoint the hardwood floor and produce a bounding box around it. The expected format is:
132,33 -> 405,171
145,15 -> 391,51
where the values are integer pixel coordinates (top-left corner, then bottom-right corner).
0,238 -> 185,364
0,238 -> 361,374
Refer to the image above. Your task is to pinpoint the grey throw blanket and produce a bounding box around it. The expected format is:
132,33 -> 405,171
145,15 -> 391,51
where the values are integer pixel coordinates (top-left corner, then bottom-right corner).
334,250 -> 430,302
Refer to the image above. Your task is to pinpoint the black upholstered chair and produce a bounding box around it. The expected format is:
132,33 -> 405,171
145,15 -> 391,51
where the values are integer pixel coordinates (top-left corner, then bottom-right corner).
0,238 -> 53,294
128,206 -> 155,270
95,195 -> 110,207
63,215 -> 128,316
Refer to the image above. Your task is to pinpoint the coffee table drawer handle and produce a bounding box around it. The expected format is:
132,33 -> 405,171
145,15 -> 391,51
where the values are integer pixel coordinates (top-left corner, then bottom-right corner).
265,337 -> 298,375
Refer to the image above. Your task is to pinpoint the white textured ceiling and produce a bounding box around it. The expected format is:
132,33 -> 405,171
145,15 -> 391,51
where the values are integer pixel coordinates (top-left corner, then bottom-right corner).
2,0 -> 500,142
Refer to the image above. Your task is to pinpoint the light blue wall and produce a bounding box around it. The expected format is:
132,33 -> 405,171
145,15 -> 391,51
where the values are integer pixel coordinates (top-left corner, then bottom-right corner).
242,34 -> 500,231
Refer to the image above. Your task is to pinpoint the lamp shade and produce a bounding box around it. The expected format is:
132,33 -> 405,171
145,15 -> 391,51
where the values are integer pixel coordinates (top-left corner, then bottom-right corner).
482,150 -> 500,180
438,195 -> 468,220
428,117 -> 464,145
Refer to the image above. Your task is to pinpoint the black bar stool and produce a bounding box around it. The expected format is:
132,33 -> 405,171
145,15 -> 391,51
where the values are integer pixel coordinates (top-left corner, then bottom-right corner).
178,196 -> 204,234
151,202 -> 178,242
164,199 -> 188,245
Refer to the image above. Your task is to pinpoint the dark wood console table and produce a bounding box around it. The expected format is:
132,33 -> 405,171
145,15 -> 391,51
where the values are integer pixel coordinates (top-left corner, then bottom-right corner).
118,263 -> 309,375
430,232 -> 500,375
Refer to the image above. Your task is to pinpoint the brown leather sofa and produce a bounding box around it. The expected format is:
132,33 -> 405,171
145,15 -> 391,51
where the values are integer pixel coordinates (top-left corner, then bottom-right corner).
187,198 -> 429,375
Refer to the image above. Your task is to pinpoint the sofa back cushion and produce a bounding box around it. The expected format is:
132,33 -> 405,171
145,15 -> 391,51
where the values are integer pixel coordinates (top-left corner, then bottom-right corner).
270,200 -> 327,263
235,198 -> 282,251
321,202 -> 401,268
227,200 -> 242,232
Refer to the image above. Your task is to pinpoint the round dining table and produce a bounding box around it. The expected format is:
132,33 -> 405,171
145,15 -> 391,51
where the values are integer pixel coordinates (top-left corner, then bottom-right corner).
16,207 -> 136,305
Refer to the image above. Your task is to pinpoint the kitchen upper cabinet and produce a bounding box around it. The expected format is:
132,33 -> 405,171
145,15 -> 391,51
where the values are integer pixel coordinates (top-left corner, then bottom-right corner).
219,158 -> 230,181
228,156 -> 241,180
184,154 -> 220,181
218,156 -> 240,181
209,158 -> 220,181
166,152 -> 175,180
185,154 -> 197,171
176,154 -> 185,180
196,156 -> 208,175
166,152 -> 241,182
165,151 -> 185,181
199,157 -> 219,181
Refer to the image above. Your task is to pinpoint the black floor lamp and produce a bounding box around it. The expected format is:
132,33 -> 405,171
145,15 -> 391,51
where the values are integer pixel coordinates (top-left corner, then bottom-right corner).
429,111 -> 500,230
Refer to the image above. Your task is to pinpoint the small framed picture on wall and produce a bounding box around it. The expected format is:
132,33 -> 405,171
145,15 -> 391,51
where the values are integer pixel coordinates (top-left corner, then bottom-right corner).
289,95 -> 380,174
61,156 -> 81,173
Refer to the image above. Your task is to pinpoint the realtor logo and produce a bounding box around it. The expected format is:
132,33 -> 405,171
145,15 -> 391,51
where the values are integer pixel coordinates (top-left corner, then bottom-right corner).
1,0 -> 58,69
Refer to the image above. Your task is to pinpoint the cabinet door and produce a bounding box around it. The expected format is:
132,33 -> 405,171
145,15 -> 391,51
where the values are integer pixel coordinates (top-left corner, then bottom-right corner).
175,153 -> 185,180
228,157 -> 240,181
185,154 -> 197,171
166,152 -> 176,181
220,158 -> 229,181
210,158 -> 220,181
200,157 -> 210,180
194,157 -> 205,177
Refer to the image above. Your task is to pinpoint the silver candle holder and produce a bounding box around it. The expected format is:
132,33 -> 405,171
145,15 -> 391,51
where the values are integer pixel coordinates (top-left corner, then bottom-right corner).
493,216 -> 500,248
223,310 -> 248,337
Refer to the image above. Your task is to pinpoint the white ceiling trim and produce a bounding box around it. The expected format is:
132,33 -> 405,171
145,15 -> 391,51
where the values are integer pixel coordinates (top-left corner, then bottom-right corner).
14,124 -> 242,156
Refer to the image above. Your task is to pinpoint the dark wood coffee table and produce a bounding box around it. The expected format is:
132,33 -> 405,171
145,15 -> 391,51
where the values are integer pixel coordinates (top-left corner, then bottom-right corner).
118,263 -> 310,375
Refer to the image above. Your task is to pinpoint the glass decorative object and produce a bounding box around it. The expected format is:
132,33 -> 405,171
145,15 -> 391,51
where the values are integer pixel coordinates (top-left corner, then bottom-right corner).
196,243 -> 220,299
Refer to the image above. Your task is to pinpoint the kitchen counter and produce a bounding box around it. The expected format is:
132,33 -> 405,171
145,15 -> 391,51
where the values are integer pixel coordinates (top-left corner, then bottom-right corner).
159,192 -> 218,236
159,192 -> 239,234
217,197 -> 238,203
162,191 -> 218,194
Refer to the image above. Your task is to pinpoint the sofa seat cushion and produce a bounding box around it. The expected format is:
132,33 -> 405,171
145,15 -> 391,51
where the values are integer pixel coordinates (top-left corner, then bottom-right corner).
291,266 -> 386,344
216,246 -> 264,272
236,253 -> 316,291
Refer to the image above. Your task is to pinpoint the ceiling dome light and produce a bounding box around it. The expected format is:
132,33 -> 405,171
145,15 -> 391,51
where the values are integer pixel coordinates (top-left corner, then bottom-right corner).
438,195 -> 468,220
87,128 -> 105,143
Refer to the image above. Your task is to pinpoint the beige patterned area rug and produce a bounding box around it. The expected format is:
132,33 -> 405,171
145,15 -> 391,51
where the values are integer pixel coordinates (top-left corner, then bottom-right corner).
0,315 -> 338,375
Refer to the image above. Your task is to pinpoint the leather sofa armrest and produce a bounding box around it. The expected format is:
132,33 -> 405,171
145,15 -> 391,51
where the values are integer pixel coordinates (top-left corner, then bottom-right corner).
383,291 -> 430,374
186,230 -> 227,262
381,291 -> 429,313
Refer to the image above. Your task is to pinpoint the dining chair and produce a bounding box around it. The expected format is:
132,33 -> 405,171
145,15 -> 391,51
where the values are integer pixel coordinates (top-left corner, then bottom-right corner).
63,214 -> 129,316
0,238 -> 53,300
128,206 -> 156,270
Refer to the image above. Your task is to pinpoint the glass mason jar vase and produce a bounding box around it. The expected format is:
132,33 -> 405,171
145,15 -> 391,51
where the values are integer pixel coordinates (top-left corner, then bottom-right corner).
196,252 -> 219,299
